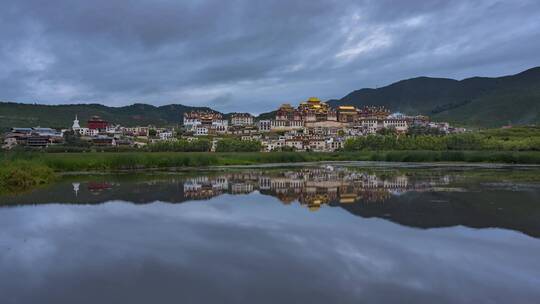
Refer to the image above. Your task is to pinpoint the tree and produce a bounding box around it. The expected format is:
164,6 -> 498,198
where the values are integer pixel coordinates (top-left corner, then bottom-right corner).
280,146 -> 296,152
407,125 -> 445,136
63,130 -> 90,147
377,127 -> 397,136
215,138 -> 262,152
147,139 -> 211,152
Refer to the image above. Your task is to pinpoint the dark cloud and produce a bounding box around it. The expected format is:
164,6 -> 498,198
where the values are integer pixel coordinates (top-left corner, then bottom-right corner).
1,0 -> 539,113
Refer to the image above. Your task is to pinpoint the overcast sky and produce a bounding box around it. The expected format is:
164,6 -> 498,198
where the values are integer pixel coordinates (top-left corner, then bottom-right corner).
1,0 -> 539,113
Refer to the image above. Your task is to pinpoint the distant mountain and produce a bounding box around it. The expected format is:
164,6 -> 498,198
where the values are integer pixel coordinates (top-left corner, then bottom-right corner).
0,102 -> 214,130
2,66 -> 539,130
328,67 -> 540,127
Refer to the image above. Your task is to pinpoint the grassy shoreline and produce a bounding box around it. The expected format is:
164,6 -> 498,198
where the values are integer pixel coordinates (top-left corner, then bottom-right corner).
0,160 -> 56,195
3,150 -> 540,170
0,150 -> 540,194
2,150 -> 540,193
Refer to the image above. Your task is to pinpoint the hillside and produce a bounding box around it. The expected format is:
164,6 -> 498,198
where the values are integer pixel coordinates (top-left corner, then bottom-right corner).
0,102 -> 213,131
2,67 -> 540,130
328,67 -> 540,127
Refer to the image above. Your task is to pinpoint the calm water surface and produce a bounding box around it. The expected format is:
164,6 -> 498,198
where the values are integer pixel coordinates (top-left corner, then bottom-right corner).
1,164 -> 540,303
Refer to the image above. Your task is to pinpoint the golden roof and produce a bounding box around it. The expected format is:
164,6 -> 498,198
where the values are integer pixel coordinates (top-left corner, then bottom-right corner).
279,104 -> 294,110
309,206 -> 320,211
308,97 -> 321,103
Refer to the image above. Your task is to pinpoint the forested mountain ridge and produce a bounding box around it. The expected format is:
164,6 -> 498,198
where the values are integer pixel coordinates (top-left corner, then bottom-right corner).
0,102 -> 214,130
328,66 -> 540,127
1,66 -> 539,130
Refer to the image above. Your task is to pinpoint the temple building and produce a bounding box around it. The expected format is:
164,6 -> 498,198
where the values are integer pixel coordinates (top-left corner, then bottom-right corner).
271,97 -> 342,131
183,111 -> 228,135
337,106 -> 358,123
358,106 -> 391,120
88,116 -> 108,131
298,97 -> 337,122
272,103 -> 304,131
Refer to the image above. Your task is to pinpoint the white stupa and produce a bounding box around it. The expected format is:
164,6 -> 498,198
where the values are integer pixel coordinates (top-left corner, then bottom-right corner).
72,182 -> 80,196
72,115 -> 81,131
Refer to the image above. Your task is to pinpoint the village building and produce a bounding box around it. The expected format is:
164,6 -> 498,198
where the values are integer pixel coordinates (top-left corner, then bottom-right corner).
78,128 -> 99,137
409,115 -> 430,126
2,137 -> 18,150
26,134 -> 50,148
195,126 -> 209,136
2,127 -> 63,148
228,125 -> 259,135
230,113 -> 254,126
158,130 -> 174,140
92,135 -> 116,147
360,119 -> 379,134
258,120 -> 271,132
383,119 -> 409,133
261,138 -> 284,152
307,137 -> 326,151
285,137 -> 305,151
122,126 -> 150,137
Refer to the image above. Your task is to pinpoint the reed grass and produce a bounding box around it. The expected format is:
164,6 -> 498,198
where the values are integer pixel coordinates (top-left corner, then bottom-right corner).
2,150 -> 540,173
2,150 -> 540,194
0,160 -> 56,194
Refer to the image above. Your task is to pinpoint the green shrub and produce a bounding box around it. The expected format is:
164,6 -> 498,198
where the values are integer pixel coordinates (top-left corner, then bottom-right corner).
345,129 -> 540,152
0,160 -> 56,190
148,139 -> 211,152
215,139 -> 261,152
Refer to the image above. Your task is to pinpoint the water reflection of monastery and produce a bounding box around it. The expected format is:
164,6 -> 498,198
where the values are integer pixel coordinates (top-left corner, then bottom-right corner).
182,168 -> 452,211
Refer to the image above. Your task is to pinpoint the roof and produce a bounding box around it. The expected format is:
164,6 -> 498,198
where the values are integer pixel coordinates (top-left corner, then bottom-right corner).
11,128 -> 33,132
231,113 -> 253,117
33,128 -> 56,132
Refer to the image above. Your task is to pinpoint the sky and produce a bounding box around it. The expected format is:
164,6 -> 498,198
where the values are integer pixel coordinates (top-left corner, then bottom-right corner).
1,0 -> 540,113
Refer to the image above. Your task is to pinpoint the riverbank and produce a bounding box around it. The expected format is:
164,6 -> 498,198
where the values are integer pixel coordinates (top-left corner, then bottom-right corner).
2,151 -> 540,193
3,150 -> 540,170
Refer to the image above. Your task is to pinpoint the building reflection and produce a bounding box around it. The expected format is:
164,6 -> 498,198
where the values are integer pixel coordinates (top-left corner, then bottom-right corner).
181,168 -> 452,211
6,167 -> 536,238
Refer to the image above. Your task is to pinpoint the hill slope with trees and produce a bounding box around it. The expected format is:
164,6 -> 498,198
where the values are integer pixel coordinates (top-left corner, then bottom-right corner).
328,66 -> 540,127
0,102 -> 213,131
2,66 -> 539,130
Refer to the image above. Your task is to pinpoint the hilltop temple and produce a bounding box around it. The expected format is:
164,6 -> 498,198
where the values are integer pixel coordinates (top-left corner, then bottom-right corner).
271,97 -> 400,131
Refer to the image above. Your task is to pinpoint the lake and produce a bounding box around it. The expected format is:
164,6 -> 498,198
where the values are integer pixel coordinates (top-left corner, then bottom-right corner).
1,163 -> 540,303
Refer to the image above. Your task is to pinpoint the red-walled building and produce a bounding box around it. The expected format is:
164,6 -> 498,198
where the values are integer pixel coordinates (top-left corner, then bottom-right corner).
87,116 -> 108,130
